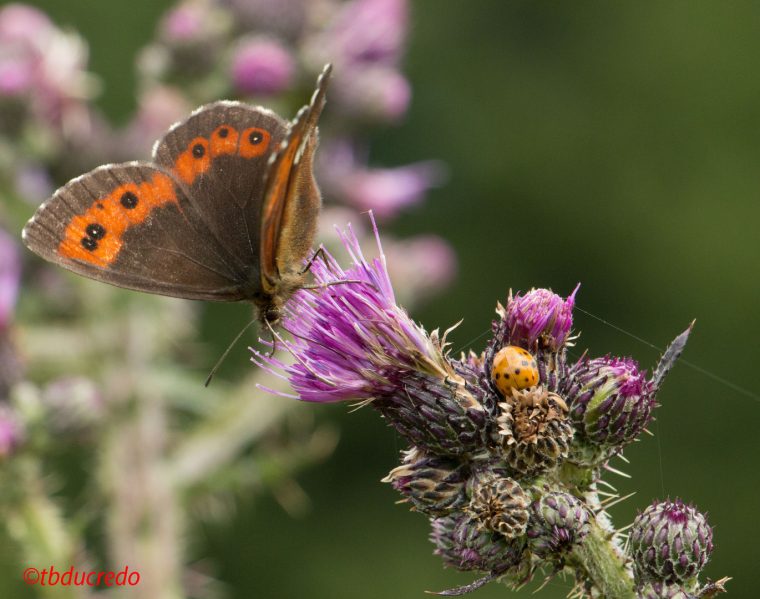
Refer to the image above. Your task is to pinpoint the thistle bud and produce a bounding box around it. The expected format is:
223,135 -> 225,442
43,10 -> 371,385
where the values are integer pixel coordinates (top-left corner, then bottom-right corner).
497,387 -> 572,476
526,491 -> 590,557
230,36 -> 295,96
465,468 -> 530,539
631,499 -> 713,585
430,514 -> 525,573
565,356 -> 654,450
382,448 -> 468,516
502,287 -> 577,352
637,581 -> 690,599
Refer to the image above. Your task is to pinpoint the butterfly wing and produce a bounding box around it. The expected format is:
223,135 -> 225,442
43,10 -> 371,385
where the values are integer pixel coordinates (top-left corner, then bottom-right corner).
22,162 -> 248,300
260,64 -> 332,292
152,101 -> 289,292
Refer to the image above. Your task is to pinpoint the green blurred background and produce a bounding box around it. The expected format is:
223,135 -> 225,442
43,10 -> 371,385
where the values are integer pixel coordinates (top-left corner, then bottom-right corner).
4,1 -> 759,597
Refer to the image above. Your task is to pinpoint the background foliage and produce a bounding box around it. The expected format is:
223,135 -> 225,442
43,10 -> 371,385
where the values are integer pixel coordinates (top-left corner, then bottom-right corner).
2,1 -> 758,598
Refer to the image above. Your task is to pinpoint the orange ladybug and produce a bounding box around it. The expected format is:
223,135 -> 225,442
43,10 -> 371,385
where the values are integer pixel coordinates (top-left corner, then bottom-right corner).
491,346 -> 539,396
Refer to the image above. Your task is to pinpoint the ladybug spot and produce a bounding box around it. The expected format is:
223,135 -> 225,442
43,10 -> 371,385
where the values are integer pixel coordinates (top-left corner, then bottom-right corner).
86,223 -> 105,240
218,127 -> 229,138
515,368 -> 521,375
495,373 -> 501,379
504,373 -> 511,379
192,143 -> 205,158
249,131 -> 263,145
81,236 -> 98,251
120,191 -> 139,209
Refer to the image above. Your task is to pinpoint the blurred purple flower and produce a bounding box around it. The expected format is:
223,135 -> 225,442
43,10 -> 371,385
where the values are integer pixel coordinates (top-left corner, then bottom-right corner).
0,3 -> 95,125
384,235 -> 457,301
333,65 -> 411,122
253,217 -> 444,403
0,228 -> 20,329
231,36 -> 295,96
321,0 -> 408,66
124,85 -> 191,157
15,162 -> 54,202
222,0 -> 307,40
161,2 -> 206,43
0,404 -> 22,457
341,160 -> 445,217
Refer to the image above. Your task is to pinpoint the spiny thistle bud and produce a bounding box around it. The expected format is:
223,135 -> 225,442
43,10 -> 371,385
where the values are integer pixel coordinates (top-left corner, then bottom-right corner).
631,499 -> 713,585
497,387 -> 572,476
503,286 -> 577,352
254,222 -> 488,456
526,491 -> 590,557
382,448 -> 468,516
430,514 -> 525,573
565,355 -> 654,450
464,468 -> 530,539
637,581 -> 690,599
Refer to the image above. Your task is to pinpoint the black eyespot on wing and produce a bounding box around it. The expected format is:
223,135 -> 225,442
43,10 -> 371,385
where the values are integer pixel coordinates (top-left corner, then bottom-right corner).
120,191 -> 139,209
218,127 -> 229,138
249,131 -> 263,145
81,237 -> 98,251
86,223 -> 106,240
192,143 -> 205,158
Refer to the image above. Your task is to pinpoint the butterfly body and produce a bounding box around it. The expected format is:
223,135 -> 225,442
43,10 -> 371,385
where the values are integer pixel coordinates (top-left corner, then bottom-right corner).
23,65 -> 332,326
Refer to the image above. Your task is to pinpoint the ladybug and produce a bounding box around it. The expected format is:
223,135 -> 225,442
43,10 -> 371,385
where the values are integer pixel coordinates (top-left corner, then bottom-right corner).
491,345 -> 539,396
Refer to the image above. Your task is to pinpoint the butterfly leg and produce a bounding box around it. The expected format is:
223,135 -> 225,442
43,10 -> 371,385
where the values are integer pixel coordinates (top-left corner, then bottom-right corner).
299,245 -> 334,275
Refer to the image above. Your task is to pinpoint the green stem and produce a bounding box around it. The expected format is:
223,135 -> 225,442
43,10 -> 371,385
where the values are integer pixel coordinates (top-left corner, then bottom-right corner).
571,521 -> 636,599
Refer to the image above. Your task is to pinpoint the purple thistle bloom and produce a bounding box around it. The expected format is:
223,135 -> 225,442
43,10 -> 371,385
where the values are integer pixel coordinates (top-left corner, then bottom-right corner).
161,3 -> 206,43
230,36 -> 295,96
0,228 -> 20,329
253,215 -> 487,454
253,218 -> 446,403
505,286 -> 578,351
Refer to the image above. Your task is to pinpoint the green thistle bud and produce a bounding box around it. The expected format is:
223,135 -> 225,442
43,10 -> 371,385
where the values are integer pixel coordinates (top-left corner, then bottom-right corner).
497,387 -> 572,476
526,491 -> 590,557
430,514 -> 525,573
631,499 -> 713,585
465,468 -> 529,539
382,448 -> 468,516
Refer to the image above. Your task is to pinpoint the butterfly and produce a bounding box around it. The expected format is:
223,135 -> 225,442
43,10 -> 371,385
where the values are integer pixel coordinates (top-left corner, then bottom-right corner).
22,64 -> 332,329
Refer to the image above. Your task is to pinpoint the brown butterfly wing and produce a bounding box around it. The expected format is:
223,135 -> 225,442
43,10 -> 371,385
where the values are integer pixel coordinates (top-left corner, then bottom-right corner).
152,101 -> 289,292
260,64 -> 331,292
22,163 -> 247,300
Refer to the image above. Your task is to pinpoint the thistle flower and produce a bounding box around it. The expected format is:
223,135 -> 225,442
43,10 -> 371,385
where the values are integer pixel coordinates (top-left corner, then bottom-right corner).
497,387 -> 572,476
430,513 -> 526,573
383,447 -> 468,516
631,499 -> 713,585
253,219 -> 487,455
230,36 -> 295,96
526,491 -> 590,557
465,468 -> 530,539
501,286 -> 578,352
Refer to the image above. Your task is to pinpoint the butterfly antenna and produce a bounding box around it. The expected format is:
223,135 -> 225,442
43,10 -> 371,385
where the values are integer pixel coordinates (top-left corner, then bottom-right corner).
204,318 -> 258,387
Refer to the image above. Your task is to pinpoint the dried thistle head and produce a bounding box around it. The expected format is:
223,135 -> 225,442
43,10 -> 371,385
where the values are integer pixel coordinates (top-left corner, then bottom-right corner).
497,387 -> 572,476
464,468 -> 530,539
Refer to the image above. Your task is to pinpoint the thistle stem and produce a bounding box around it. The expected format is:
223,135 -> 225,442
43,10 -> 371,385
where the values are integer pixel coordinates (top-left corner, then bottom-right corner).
571,521 -> 636,599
